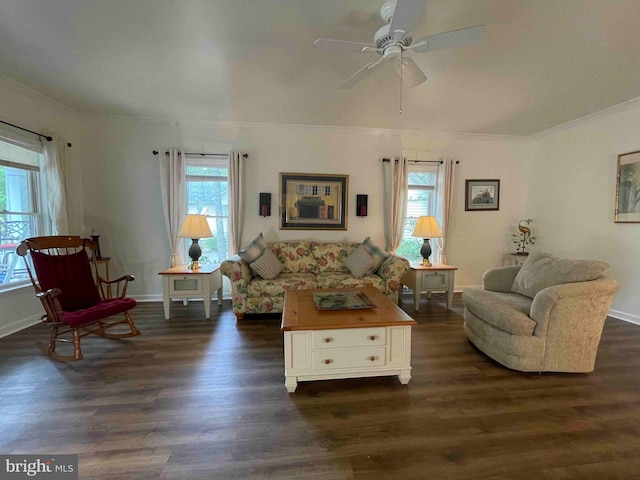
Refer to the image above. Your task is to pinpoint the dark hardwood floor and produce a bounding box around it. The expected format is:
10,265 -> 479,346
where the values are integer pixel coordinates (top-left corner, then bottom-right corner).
2,293 -> 640,479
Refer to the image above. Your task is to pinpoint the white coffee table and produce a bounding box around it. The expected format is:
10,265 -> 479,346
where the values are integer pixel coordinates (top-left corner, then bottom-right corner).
281,287 -> 417,392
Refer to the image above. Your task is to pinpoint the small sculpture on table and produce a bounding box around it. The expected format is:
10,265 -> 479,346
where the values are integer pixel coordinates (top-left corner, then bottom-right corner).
512,219 -> 535,255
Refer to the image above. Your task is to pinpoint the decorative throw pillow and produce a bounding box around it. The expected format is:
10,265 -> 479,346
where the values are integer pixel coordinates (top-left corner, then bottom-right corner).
250,249 -> 283,279
238,232 -> 268,263
361,236 -> 389,273
344,246 -> 376,278
511,251 -> 609,299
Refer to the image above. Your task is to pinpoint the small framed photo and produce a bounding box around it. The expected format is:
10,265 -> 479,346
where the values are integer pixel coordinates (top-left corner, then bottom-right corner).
279,173 -> 348,230
615,150 -> 640,223
465,179 -> 500,211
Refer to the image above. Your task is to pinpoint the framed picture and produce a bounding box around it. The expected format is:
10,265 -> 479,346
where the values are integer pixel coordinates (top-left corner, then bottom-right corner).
465,179 -> 500,211
279,173 -> 348,230
615,150 -> 640,223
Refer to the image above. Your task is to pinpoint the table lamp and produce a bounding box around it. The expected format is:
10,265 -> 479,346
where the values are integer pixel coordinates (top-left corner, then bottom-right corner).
411,216 -> 442,266
179,214 -> 213,269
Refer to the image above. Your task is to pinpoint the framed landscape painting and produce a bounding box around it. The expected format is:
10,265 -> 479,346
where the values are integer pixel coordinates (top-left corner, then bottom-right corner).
279,173 -> 348,230
615,150 -> 640,223
465,179 -> 500,211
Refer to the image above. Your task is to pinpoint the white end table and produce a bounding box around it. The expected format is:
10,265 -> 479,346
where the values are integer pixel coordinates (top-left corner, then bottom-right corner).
159,264 -> 222,319
400,262 -> 458,311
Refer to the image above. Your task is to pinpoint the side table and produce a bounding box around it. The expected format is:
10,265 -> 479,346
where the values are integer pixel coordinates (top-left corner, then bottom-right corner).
511,253 -> 529,265
158,264 -> 223,319
400,262 -> 458,311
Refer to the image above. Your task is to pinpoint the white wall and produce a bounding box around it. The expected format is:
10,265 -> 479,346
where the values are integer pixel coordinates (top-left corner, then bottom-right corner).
0,75 -> 532,334
76,117 -> 532,299
0,76 -> 81,336
527,100 -> 640,322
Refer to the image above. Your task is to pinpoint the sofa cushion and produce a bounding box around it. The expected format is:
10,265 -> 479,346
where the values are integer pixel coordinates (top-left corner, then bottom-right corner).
362,236 -> 389,273
249,249 -> 283,280
511,251 -> 609,299
271,241 -> 317,274
310,242 -> 355,273
462,288 -> 537,336
238,232 -> 268,263
247,272 -> 317,297
316,271 -> 385,292
343,246 -> 375,278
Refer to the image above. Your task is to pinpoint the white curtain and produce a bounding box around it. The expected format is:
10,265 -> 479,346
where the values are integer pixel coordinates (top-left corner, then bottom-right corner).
42,137 -> 70,235
434,158 -> 457,264
229,150 -> 245,254
382,157 -> 408,252
159,148 -> 186,267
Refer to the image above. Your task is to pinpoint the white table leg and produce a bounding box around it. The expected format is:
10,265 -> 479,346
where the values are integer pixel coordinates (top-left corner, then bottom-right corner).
446,272 -> 455,309
162,277 -> 171,320
203,275 -> 211,319
398,369 -> 411,385
285,376 -> 298,393
413,271 -> 422,311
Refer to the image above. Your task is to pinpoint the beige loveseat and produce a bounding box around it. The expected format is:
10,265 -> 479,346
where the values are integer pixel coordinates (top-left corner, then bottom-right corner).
221,239 -> 410,319
462,252 -> 619,373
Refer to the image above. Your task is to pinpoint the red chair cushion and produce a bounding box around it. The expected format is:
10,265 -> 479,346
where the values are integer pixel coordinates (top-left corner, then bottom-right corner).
31,249 -> 101,311
61,298 -> 138,328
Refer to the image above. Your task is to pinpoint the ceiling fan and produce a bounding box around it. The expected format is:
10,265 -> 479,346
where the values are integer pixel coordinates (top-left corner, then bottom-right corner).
314,0 -> 485,90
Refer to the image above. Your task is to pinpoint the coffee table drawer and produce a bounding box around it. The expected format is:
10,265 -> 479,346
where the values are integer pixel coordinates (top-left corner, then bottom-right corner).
312,347 -> 387,370
312,327 -> 385,349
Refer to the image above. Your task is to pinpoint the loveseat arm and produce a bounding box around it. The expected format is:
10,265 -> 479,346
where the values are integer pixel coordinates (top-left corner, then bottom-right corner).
483,265 -> 522,292
528,276 -> 619,372
530,276 -> 619,337
220,256 -> 252,315
378,254 -> 410,300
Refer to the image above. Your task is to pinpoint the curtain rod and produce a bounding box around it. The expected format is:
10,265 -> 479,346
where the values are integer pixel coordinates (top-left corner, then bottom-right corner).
0,119 -> 52,142
382,158 -> 460,164
153,150 -> 248,158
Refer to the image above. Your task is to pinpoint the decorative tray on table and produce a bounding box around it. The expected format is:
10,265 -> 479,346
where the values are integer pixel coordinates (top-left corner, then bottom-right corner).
312,291 -> 376,311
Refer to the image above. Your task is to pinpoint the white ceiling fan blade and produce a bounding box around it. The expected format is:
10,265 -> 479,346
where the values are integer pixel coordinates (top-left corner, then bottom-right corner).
412,25 -> 485,53
339,59 -> 384,89
394,57 -> 427,87
389,0 -> 427,40
314,38 -> 377,52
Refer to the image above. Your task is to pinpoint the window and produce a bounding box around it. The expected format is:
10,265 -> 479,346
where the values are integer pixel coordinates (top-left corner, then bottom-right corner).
395,163 -> 438,262
185,157 -> 229,264
0,137 -> 47,287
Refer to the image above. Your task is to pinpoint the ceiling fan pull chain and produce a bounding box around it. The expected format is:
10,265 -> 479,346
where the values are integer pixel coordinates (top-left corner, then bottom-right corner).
399,48 -> 403,114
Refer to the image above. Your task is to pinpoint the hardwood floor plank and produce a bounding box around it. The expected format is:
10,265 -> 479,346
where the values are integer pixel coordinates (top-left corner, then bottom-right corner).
1,295 -> 639,478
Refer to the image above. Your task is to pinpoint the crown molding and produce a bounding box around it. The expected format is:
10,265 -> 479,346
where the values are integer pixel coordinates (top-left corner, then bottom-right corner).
80,113 -> 531,142
0,72 -> 79,116
534,96 -> 640,139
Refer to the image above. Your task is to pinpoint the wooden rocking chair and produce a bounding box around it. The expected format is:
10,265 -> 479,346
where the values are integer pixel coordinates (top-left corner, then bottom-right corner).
17,236 -> 141,362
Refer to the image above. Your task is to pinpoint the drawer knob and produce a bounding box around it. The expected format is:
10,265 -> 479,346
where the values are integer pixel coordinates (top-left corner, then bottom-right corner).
369,356 -> 376,362
369,335 -> 376,341
324,337 -> 332,343
324,359 -> 332,365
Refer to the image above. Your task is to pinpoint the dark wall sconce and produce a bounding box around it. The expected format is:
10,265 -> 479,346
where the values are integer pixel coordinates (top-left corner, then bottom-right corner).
356,194 -> 368,217
259,193 -> 271,217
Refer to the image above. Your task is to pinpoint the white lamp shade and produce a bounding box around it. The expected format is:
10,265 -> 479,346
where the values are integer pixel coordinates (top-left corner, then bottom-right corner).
179,214 -> 213,239
411,216 -> 442,238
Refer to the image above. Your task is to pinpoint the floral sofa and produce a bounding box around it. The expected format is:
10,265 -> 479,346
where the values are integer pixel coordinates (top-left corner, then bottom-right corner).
221,240 -> 410,319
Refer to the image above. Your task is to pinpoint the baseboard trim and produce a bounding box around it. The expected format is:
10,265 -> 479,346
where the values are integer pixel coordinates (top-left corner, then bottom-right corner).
608,309 -> 640,326
131,294 -> 230,303
132,294 -> 164,302
0,314 -> 41,339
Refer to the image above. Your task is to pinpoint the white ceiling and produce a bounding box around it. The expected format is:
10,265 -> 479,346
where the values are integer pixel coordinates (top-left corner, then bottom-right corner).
2,0 -> 640,136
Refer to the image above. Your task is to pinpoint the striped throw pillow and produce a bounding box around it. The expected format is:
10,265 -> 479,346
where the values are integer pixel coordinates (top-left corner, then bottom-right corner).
344,246 -> 375,278
361,236 -> 389,273
238,232 -> 268,263
250,249 -> 283,279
